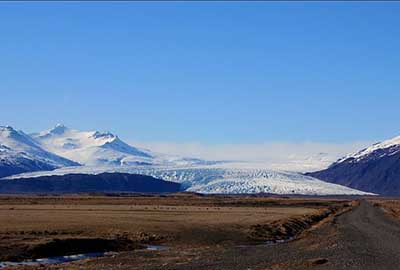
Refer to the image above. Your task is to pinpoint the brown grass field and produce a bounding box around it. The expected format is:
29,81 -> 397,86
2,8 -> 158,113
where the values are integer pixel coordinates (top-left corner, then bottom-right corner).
0,194 -> 353,270
370,199 -> 400,220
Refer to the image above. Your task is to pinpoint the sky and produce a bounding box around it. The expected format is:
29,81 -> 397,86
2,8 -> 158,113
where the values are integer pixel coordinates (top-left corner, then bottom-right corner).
1,2 -> 399,158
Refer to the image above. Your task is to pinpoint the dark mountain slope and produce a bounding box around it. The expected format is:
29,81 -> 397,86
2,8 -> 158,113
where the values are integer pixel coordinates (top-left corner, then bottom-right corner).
308,142 -> 400,196
0,173 -> 181,194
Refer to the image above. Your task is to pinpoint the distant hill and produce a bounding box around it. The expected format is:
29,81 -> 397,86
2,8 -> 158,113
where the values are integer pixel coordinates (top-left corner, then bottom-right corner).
308,136 -> 400,196
0,173 -> 181,194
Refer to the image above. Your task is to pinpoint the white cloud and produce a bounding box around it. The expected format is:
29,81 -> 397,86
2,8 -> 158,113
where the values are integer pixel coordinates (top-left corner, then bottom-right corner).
131,140 -> 372,172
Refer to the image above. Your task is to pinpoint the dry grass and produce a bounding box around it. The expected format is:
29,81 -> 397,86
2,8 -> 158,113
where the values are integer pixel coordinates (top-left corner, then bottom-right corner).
370,199 -> 400,219
0,194 -> 350,268
0,204 -> 316,234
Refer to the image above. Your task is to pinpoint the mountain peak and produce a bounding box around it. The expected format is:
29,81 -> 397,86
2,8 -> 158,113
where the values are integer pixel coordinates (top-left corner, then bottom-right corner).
0,126 -> 21,139
309,134 -> 400,196
55,123 -> 66,128
38,124 -> 69,138
0,125 -> 79,177
91,131 -> 116,140
0,125 -> 14,130
336,135 -> 400,164
49,124 -> 69,134
0,125 -> 16,132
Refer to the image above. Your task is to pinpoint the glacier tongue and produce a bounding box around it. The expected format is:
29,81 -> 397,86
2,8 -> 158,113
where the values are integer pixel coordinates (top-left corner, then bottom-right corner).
5,165 -> 373,196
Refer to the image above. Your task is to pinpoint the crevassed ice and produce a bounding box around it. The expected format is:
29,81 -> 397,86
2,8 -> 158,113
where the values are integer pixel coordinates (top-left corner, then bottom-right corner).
5,165 -> 374,196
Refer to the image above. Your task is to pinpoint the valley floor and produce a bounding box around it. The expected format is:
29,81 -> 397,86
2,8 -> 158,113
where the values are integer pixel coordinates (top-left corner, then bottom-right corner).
1,194 -> 398,270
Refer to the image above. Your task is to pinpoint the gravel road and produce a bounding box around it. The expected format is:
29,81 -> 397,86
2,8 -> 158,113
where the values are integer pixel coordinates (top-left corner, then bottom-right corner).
329,200 -> 400,270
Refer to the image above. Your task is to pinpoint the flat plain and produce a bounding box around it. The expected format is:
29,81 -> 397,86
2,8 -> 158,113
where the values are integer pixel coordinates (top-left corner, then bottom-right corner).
3,194 -> 400,270
0,194 -> 349,269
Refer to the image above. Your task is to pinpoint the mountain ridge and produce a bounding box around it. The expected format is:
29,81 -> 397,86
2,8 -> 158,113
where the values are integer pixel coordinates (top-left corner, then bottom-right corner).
32,125 -> 155,166
0,126 -> 80,178
308,134 -> 400,195
0,172 -> 181,194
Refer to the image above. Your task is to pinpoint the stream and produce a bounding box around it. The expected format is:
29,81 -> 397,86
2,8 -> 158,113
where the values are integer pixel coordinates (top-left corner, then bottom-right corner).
0,245 -> 170,269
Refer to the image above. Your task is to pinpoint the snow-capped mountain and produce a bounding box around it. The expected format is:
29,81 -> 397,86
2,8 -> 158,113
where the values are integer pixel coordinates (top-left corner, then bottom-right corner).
32,124 -> 154,166
6,165 -> 373,195
31,124 -> 218,167
335,135 -> 400,164
308,135 -> 400,195
0,126 -> 79,178
0,124 -> 218,180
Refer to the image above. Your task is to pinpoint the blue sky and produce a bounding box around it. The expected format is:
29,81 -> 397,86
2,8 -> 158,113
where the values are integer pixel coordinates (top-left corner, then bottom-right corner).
1,2 -> 400,145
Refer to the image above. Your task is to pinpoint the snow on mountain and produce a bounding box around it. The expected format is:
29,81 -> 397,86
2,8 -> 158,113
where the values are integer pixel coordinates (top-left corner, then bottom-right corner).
32,124 -> 154,166
0,145 -> 55,178
308,135 -> 400,196
32,124 -> 218,167
0,126 -> 79,167
335,135 -> 400,164
0,126 -> 79,178
5,165 -> 373,195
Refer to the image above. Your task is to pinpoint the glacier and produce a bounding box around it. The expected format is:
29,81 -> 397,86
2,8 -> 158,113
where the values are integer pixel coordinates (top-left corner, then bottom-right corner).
6,165 -> 373,195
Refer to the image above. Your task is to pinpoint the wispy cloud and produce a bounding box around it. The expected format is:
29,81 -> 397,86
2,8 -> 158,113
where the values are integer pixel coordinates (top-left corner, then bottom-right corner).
131,140 -> 373,172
